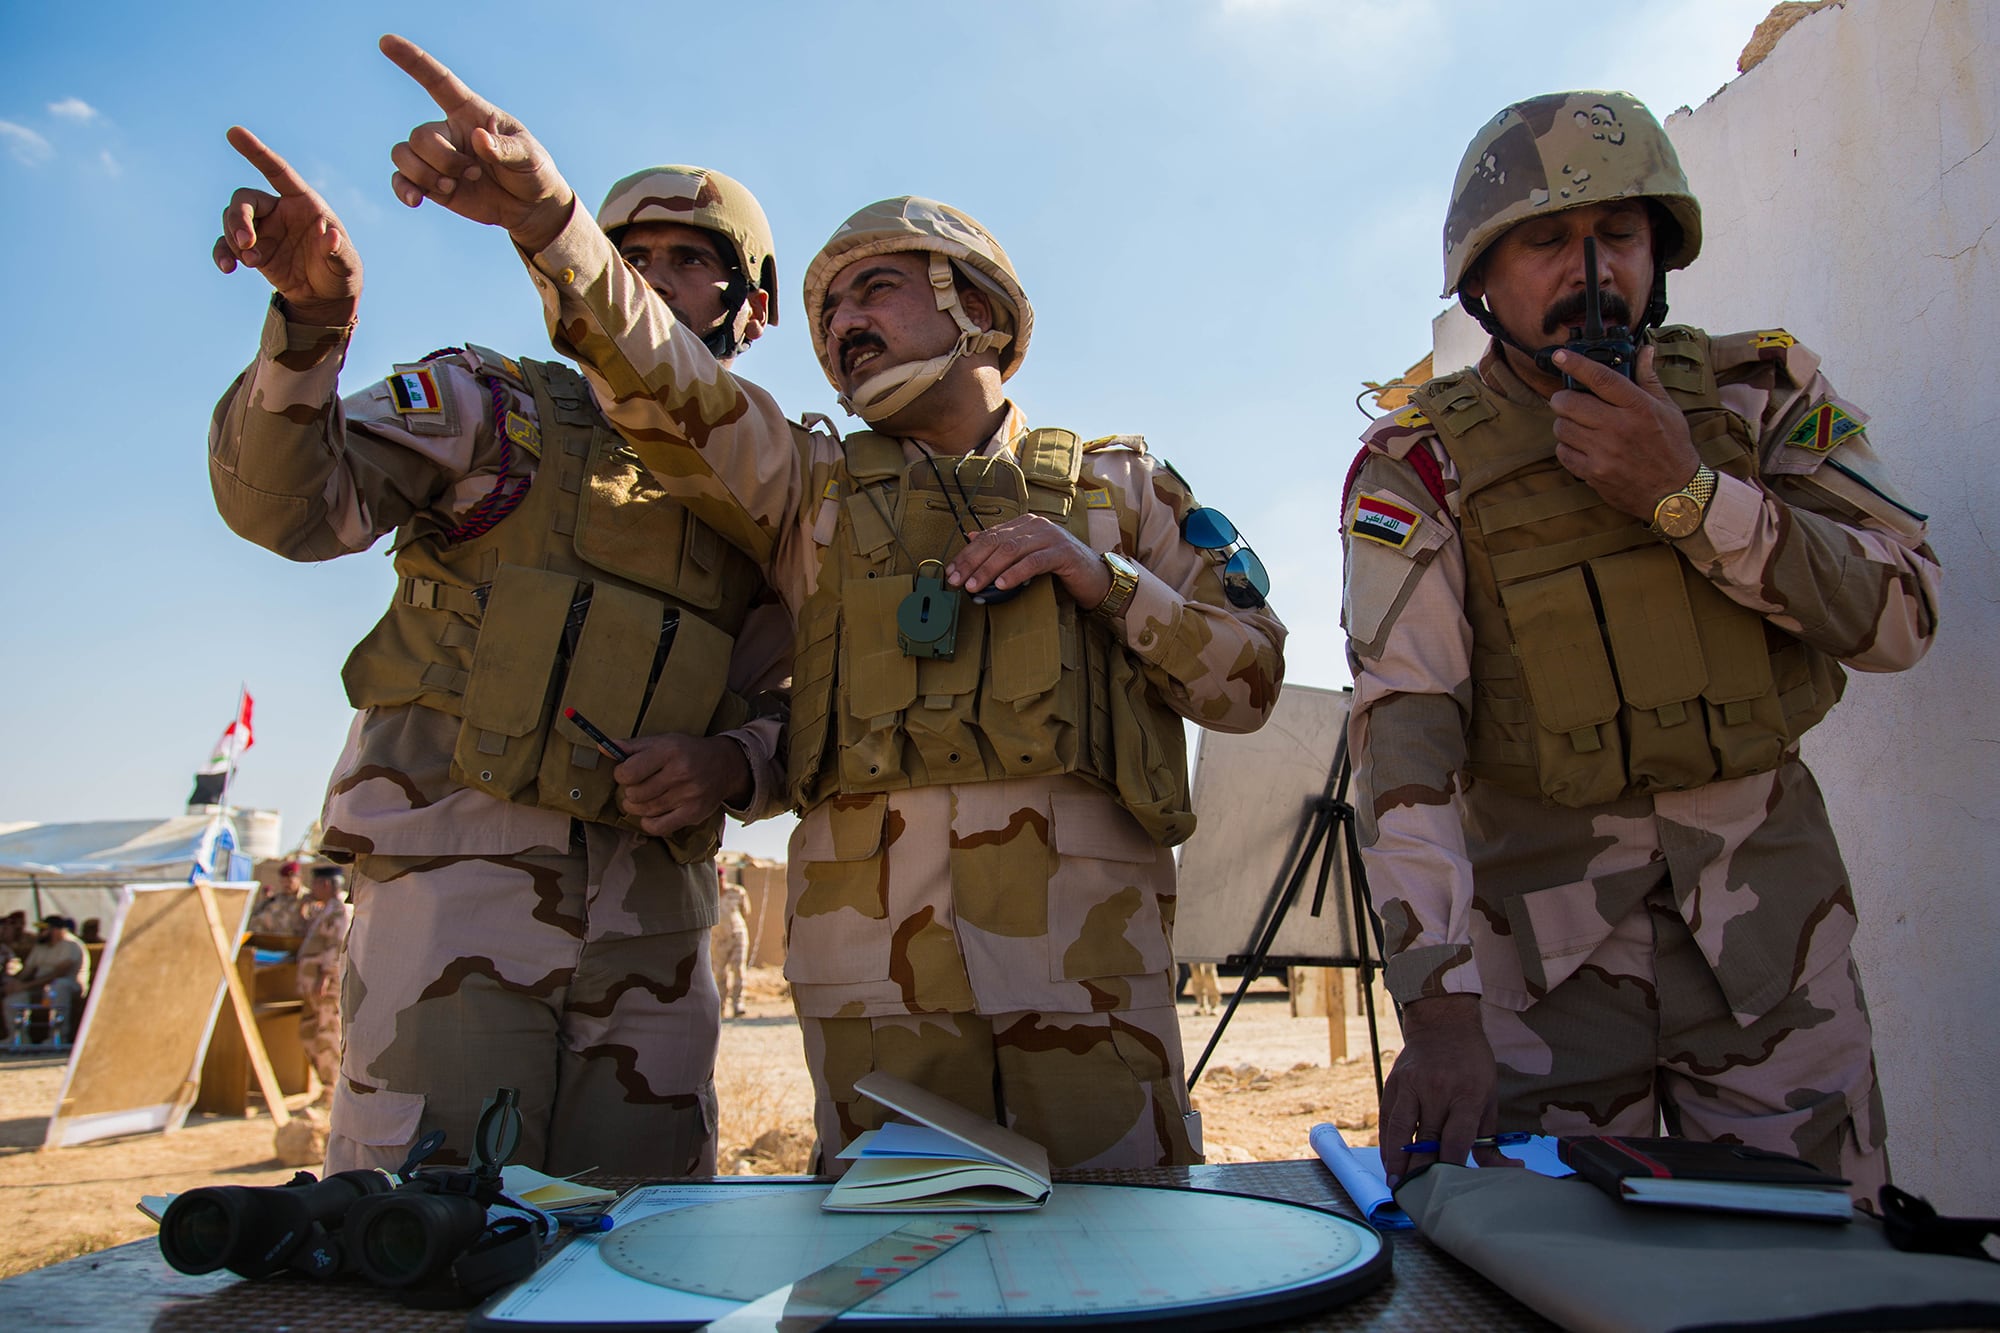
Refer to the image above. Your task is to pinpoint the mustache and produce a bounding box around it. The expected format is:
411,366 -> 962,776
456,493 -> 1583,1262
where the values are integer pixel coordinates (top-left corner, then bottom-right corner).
1543,287 -> 1633,336
838,332 -> 887,374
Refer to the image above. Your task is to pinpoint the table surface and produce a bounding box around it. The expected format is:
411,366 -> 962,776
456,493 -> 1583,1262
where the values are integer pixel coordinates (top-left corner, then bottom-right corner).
0,1159 -> 1556,1332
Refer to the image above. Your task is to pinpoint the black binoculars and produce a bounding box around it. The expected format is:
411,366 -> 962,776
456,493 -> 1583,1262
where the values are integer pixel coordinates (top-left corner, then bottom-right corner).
156,1088 -> 538,1304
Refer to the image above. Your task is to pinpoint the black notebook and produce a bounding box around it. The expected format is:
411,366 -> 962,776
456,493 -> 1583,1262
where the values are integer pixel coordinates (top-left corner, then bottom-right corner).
1557,1136 -> 1853,1222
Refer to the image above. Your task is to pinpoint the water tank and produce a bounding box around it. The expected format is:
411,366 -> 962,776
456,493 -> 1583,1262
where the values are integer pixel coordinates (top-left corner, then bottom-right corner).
234,808 -> 284,861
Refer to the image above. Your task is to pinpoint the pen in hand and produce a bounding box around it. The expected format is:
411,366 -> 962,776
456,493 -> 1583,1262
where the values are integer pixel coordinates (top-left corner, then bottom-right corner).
562,707 -> 631,762
1400,1131 -> 1531,1155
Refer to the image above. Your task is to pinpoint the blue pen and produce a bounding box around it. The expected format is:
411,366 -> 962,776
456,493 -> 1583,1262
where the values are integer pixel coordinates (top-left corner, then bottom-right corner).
1400,1131 -> 1532,1155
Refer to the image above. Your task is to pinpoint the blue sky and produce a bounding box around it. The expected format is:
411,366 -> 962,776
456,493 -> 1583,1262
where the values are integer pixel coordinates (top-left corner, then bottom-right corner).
0,0 -> 1783,859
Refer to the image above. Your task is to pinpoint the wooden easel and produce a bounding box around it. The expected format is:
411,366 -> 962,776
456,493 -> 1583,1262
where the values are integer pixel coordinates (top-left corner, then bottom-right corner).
193,880 -> 291,1128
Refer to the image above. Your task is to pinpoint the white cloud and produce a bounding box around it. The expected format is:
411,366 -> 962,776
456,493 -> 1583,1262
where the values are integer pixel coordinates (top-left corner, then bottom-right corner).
47,97 -> 99,123
98,149 -> 121,176
0,121 -> 53,166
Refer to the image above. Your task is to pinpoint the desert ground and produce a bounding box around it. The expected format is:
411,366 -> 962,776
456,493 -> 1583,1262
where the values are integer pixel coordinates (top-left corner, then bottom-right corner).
0,967 -> 1400,1279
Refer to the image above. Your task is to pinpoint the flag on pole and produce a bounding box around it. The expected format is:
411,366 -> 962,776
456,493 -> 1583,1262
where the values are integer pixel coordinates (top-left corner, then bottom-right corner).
189,688 -> 255,806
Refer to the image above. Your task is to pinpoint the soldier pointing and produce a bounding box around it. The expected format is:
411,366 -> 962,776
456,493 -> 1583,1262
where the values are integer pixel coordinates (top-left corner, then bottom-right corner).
377,34 -> 1287,1170
210,118 -> 791,1177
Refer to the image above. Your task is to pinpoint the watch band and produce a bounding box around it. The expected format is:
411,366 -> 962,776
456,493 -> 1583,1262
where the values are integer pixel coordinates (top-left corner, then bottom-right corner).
1094,551 -> 1140,619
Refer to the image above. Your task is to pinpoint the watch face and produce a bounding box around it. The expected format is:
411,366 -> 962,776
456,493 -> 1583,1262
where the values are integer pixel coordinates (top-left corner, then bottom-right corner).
1105,552 -> 1139,579
1656,494 -> 1703,539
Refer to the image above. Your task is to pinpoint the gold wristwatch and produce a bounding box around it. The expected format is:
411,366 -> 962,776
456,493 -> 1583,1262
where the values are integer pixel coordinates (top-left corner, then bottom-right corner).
1094,551 -> 1140,619
1650,463 -> 1718,540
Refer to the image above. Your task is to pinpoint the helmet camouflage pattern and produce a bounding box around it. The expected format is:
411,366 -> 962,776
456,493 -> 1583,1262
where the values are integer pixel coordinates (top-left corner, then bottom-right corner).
802,198 -> 1033,420
598,165 -> 780,322
1441,91 -> 1702,298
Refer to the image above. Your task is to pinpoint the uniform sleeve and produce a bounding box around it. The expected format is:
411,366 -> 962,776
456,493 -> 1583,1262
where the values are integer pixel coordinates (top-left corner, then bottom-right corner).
714,596 -> 793,825
209,299 -> 510,561
1687,350 -> 1941,673
1340,432 -> 1483,1004
521,204 -> 810,582
1098,448 -> 1286,733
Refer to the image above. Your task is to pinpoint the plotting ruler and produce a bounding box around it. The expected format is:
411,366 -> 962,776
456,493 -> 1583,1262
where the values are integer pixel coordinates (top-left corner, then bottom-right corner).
673,1218 -> 983,1333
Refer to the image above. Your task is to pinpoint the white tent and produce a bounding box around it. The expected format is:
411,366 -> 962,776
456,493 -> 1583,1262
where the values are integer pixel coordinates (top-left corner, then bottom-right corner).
0,813 -> 251,924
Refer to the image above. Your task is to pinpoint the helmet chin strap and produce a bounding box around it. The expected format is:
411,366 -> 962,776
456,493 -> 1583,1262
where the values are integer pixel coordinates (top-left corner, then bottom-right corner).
839,254 -> 1011,424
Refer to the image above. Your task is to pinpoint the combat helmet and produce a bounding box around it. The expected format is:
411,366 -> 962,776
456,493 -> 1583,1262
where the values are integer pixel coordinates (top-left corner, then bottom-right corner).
598,165 -> 779,358
801,197 -> 1032,424
1443,91 -> 1702,338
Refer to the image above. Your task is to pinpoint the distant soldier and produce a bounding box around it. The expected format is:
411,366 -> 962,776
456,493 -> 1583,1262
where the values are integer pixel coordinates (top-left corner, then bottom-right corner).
716,871 -> 750,1018
248,860 -> 310,936
3,916 -> 89,1043
1344,91 -> 1940,1197
296,865 -> 350,1098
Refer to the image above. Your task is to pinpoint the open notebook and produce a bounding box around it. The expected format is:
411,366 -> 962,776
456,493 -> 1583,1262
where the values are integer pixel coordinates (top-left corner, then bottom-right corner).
823,1071 -> 1052,1212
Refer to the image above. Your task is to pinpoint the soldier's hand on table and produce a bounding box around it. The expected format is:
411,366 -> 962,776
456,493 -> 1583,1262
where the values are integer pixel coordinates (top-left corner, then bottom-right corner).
1549,347 -> 1702,520
946,515 -> 1113,608
213,127 -> 361,326
378,34 -> 576,251
613,734 -> 752,836
1378,994 -> 1516,1185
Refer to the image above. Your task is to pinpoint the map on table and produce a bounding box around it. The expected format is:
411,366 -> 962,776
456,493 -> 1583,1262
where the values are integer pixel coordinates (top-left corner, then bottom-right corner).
475,1179 -> 1388,1330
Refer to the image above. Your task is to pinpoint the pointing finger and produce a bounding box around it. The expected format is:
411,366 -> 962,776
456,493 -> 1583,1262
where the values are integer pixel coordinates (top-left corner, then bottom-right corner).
379,33 -> 488,119
225,125 -> 312,198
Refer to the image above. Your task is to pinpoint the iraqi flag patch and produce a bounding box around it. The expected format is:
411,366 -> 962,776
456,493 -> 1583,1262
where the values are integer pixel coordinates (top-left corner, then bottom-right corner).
388,367 -> 443,414
1785,401 -> 1864,454
1352,492 -> 1421,548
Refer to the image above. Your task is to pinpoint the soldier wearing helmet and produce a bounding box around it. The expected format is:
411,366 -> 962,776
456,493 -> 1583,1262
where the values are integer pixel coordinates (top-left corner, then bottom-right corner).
1340,92 -> 1940,1202
208,125 -> 792,1179
376,36 -> 1287,1171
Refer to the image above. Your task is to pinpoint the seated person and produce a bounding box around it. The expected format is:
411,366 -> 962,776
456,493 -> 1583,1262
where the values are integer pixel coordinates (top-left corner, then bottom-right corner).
248,861 -> 311,938
3,916 -> 91,1042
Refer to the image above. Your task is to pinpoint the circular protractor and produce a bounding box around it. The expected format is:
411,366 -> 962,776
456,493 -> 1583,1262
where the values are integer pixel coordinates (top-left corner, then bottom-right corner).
600,1184 -> 1386,1324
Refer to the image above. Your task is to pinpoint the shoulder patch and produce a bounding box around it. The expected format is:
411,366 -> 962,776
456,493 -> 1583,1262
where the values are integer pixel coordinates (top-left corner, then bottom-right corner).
1360,406 -> 1439,460
1351,492 -> 1422,549
1784,401 -> 1866,455
1392,404 -> 1429,429
387,367 -> 443,415
462,344 -> 527,386
1080,486 -> 1115,509
505,411 -> 543,458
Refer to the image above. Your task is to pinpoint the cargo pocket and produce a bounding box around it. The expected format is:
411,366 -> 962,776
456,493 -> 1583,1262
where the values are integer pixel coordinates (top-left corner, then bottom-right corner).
329,1081 -> 425,1155
1046,791 -> 1173,982
979,578 -> 1070,778
838,576 -> 916,788
451,564 -> 576,802
538,583 -> 669,822
1685,574 -> 1784,778
905,602 -> 986,780
784,796 -> 893,985
1592,546 -> 1714,793
788,596 -> 841,803
1499,567 -> 1625,808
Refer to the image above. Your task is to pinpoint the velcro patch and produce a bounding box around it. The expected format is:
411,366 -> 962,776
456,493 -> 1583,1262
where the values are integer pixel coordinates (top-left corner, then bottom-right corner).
1082,487 -> 1114,509
1352,493 -> 1420,548
388,368 -> 442,414
505,411 -> 542,457
1753,330 -> 1797,351
1785,401 -> 1864,454
1392,405 -> 1430,429
821,478 -> 842,501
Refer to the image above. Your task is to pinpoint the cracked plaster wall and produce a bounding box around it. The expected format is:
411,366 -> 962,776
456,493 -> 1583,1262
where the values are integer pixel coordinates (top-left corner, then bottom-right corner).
1431,0 -> 1998,1210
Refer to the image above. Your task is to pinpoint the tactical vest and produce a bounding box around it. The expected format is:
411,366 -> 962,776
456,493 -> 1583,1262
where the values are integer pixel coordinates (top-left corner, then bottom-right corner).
341,357 -> 764,858
1410,327 -> 1844,808
786,429 -> 1195,846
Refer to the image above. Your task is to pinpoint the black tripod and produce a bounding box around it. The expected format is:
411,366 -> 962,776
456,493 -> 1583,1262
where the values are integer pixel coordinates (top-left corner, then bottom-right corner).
1186,732 -> 1389,1105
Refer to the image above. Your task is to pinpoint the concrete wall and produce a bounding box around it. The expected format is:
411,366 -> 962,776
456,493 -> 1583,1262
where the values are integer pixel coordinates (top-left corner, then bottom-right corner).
1429,0 -> 1998,1208
1663,0 -> 1998,1212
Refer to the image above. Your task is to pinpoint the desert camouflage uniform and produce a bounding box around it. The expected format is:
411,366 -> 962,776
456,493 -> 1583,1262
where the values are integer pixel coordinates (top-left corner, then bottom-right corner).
295,891 -> 350,1093
1343,332 -> 1940,1194
716,879 -> 750,1017
210,300 -> 790,1176
512,206 -> 1286,1170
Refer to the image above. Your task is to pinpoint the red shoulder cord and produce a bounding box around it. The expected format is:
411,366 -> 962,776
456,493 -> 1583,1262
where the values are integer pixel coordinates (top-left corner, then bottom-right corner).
1340,438 -> 1452,526
423,347 -> 535,544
